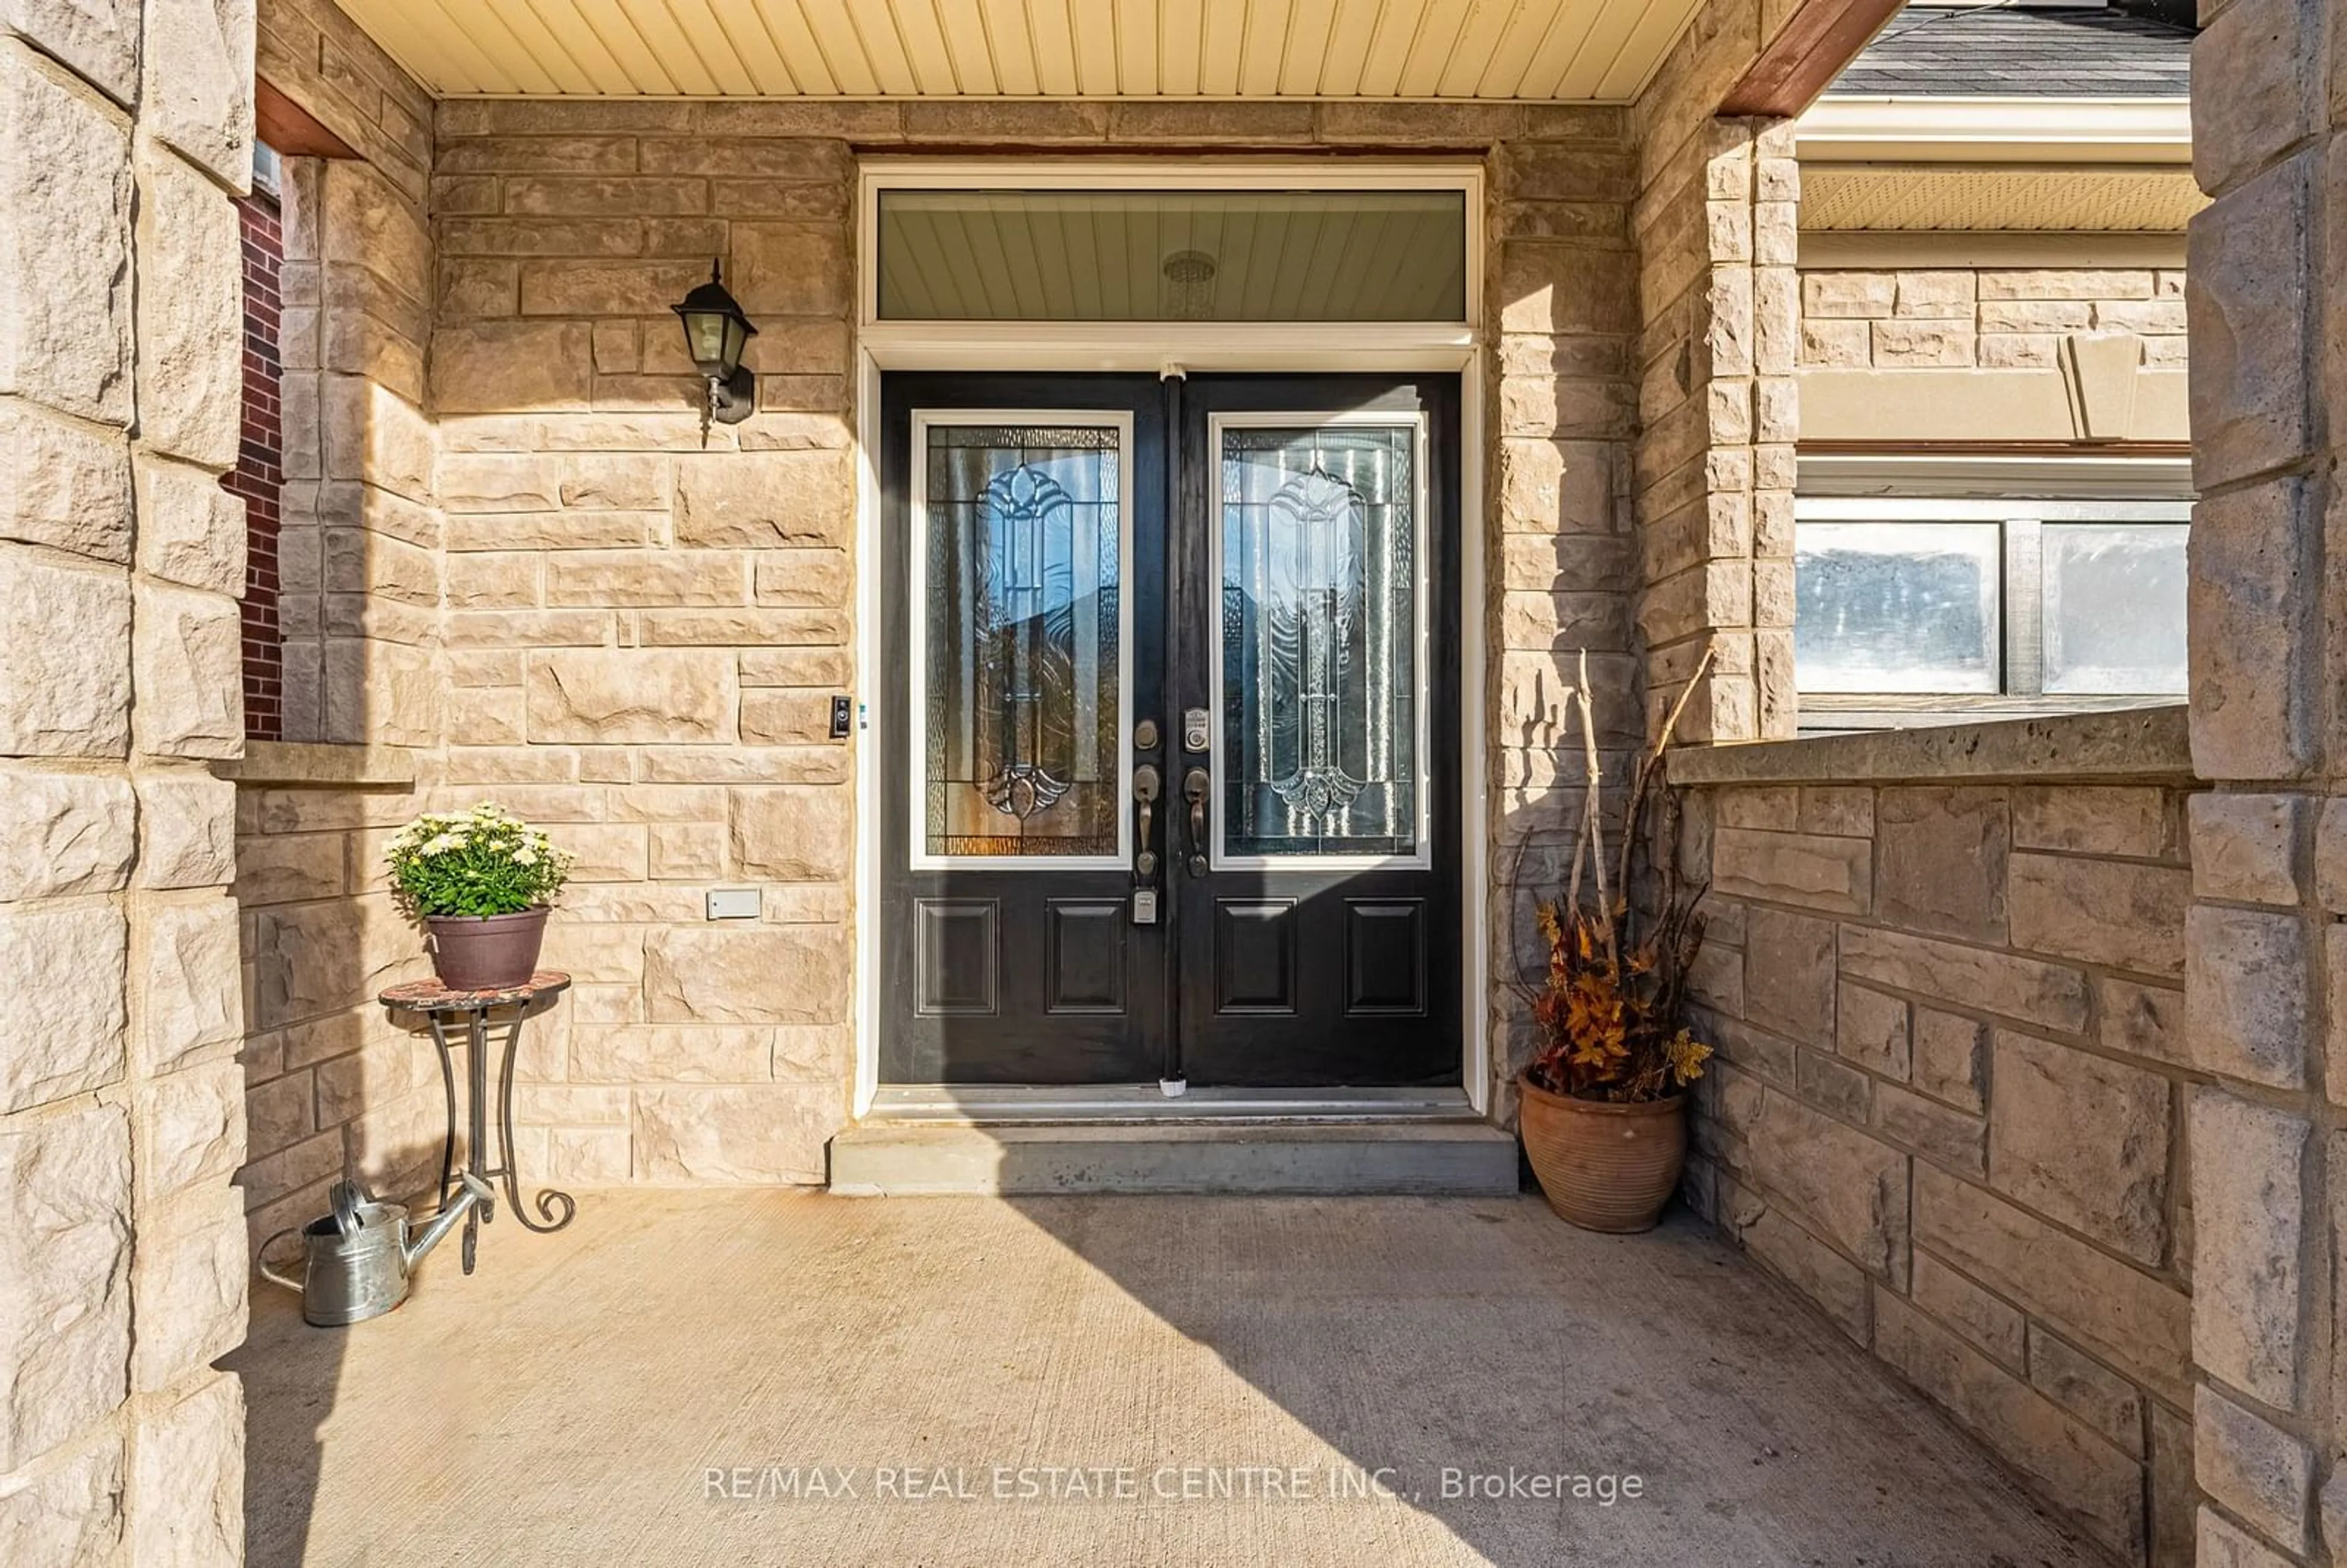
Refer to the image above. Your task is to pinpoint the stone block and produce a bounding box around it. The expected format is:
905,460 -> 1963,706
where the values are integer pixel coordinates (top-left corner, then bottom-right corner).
2151,1404 -> 2195,1568
2195,1383 -> 2312,1556
129,1182 -> 245,1394
2009,852 -> 2189,976
135,895 -> 241,1075
1796,1047 -> 1871,1121
2189,1091 -> 2308,1409
134,454 -> 245,596
1798,787 -> 1873,838
141,0 -> 254,188
0,400 -> 130,561
672,450 -> 853,548
0,1427 -> 122,1566
1870,320 -> 1975,366
1874,1082 -> 1985,1176
133,583 -> 242,758
728,788 -> 851,882
2186,155 -> 2311,491
1719,1179 -> 1871,1342
751,549 -> 851,609
1875,787 -> 2008,942
2027,1326 -> 2143,1458
0,768 -> 134,901
2192,0 -> 2312,196
633,1085 -> 837,1184
2190,793 -> 2304,906
130,1374 -> 241,1568
722,221 -> 853,317
433,320 -> 594,413
2011,785 -> 2169,859
0,549 -> 131,757
644,925 -> 849,1025
546,551 -> 746,607
1989,1031 -> 2170,1264
1741,1088 -> 1908,1283
1980,269 -> 2153,301
738,691 -> 837,747
2310,797 -> 2347,912
134,142 -> 242,467
1873,1291 -> 2144,1561
1712,826 -> 1870,914
141,1057 -> 244,1198
1742,906 -> 1835,1039
1914,1162 -> 2191,1402
0,902 -> 126,1111
0,42 -> 131,423
2199,1509 -> 2296,1568
525,649 -> 736,744
1,0 -> 138,101
1911,1009 -> 1987,1111
1912,1251 -> 2024,1368
2098,977 -> 2186,1066
0,1105 -> 129,1471
1801,270 -> 1892,318
2185,905 -> 2307,1088
1840,926 -> 2088,1035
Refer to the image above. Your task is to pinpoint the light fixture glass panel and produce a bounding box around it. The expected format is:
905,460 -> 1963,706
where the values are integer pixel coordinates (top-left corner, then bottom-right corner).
1794,521 -> 2003,694
1219,423 -> 1419,859
2041,522 -> 2188,694
921,423 -> 1123,860
877,190 -> 1468,323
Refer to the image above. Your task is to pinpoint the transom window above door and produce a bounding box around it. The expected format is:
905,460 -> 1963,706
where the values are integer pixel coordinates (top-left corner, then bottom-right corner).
867,175 -> 1475,326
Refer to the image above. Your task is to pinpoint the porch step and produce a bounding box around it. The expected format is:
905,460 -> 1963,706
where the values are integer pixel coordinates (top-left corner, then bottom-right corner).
828,1119 -> 1520,1196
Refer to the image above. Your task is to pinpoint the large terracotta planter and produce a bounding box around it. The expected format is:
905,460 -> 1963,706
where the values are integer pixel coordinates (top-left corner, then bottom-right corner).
1517,1071 -> 1686,1233
424,907 -> 549,991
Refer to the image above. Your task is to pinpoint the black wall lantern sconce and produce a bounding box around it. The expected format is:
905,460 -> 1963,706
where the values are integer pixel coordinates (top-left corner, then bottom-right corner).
672,259 -> 757,435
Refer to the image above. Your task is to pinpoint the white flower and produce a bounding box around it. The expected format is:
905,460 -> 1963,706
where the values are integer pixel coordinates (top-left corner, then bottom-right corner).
513,849 -> 538,866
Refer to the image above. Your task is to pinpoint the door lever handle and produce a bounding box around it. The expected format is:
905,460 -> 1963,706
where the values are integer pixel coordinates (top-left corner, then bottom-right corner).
1183,767 -> 1211,876
1133,764 -> 1160,878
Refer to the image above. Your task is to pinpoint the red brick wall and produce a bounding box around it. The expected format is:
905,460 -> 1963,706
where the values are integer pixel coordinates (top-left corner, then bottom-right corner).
227,191 -> 285,739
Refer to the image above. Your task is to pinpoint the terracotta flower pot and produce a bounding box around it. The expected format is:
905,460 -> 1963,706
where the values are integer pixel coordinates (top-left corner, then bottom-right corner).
1517,1070 -> 1686,1233
424,907 -> 549,991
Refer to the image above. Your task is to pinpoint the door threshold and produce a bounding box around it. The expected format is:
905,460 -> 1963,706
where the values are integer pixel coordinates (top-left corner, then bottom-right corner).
868,1083 -> 1480,1125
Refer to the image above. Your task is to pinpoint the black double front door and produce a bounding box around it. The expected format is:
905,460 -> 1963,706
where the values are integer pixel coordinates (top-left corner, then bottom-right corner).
879,372 -> 1460,1088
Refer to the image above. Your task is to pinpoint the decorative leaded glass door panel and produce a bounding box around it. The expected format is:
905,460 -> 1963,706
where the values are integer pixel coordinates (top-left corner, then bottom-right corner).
1173,378 -> 1460,1086
880,371 -> 1458,1089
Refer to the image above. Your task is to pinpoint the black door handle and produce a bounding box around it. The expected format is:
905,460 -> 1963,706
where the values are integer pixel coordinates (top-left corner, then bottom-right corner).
1183,768 -> 1210,876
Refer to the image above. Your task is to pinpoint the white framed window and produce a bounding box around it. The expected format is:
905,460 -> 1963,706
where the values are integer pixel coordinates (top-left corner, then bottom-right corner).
1794,494 -> 2191,729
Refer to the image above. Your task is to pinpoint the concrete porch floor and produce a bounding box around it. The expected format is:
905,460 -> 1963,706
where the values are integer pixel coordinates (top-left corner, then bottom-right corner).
233,1190 -> 2095,1567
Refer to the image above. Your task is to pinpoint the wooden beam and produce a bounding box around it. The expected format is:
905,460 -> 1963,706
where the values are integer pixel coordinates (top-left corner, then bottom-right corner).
255,77 -> 358,160
1718,0 -> 1907,120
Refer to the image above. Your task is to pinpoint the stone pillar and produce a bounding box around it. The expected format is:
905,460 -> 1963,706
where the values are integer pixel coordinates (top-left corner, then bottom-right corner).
2180,1 -> 2341,1563
0,0 -> 252,1563
1629,115 -> 1799,742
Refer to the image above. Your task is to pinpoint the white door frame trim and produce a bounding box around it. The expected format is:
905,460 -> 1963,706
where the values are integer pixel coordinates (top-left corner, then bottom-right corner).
850,159 -> 1491,1120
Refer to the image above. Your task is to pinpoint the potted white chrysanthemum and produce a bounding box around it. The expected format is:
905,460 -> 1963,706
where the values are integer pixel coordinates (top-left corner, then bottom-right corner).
385,804 -> 575,990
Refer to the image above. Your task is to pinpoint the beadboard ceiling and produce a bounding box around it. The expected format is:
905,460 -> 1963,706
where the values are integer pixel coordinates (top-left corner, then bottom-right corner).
332,0 -> 1708,101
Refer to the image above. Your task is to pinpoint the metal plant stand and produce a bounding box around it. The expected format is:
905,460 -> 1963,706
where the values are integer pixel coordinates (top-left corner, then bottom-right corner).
378,971 -> 576,1275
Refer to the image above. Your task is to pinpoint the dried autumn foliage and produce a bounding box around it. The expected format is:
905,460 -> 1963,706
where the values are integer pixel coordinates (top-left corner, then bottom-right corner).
1514,651 -> 1715,1104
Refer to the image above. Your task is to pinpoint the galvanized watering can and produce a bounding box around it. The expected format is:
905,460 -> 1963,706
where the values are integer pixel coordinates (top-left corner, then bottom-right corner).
259,1173 -> 492,1327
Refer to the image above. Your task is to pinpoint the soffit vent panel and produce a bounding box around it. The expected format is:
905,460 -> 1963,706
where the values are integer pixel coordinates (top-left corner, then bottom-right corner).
334,0 -> 1708,102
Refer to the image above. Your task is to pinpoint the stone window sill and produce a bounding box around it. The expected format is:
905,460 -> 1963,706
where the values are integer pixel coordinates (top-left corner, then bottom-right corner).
1669,704 -> 2190,788
213,741 -> 419,788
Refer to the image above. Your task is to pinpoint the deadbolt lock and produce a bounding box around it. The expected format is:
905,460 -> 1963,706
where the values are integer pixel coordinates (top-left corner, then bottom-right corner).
1182,708 -> 1211,753
1134,718 -> 1160,751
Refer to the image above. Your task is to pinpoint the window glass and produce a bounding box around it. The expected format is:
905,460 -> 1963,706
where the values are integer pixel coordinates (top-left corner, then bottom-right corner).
1218,422 -> 1420,860
877,189 -> 1467,323
918,422 -> 1124,862
2040,524 -> 2188,694
1793,522 -> 2002,694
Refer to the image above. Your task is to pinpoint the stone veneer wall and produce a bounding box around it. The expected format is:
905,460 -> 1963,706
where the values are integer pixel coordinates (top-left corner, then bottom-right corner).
2172,1 -> 2347,1564
0,0 -> 254,1559
234,0 -> 448,1256
422,97 -> 1647,1170
1677,709 -> 2200,1565
1798,265 -> 2191,371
